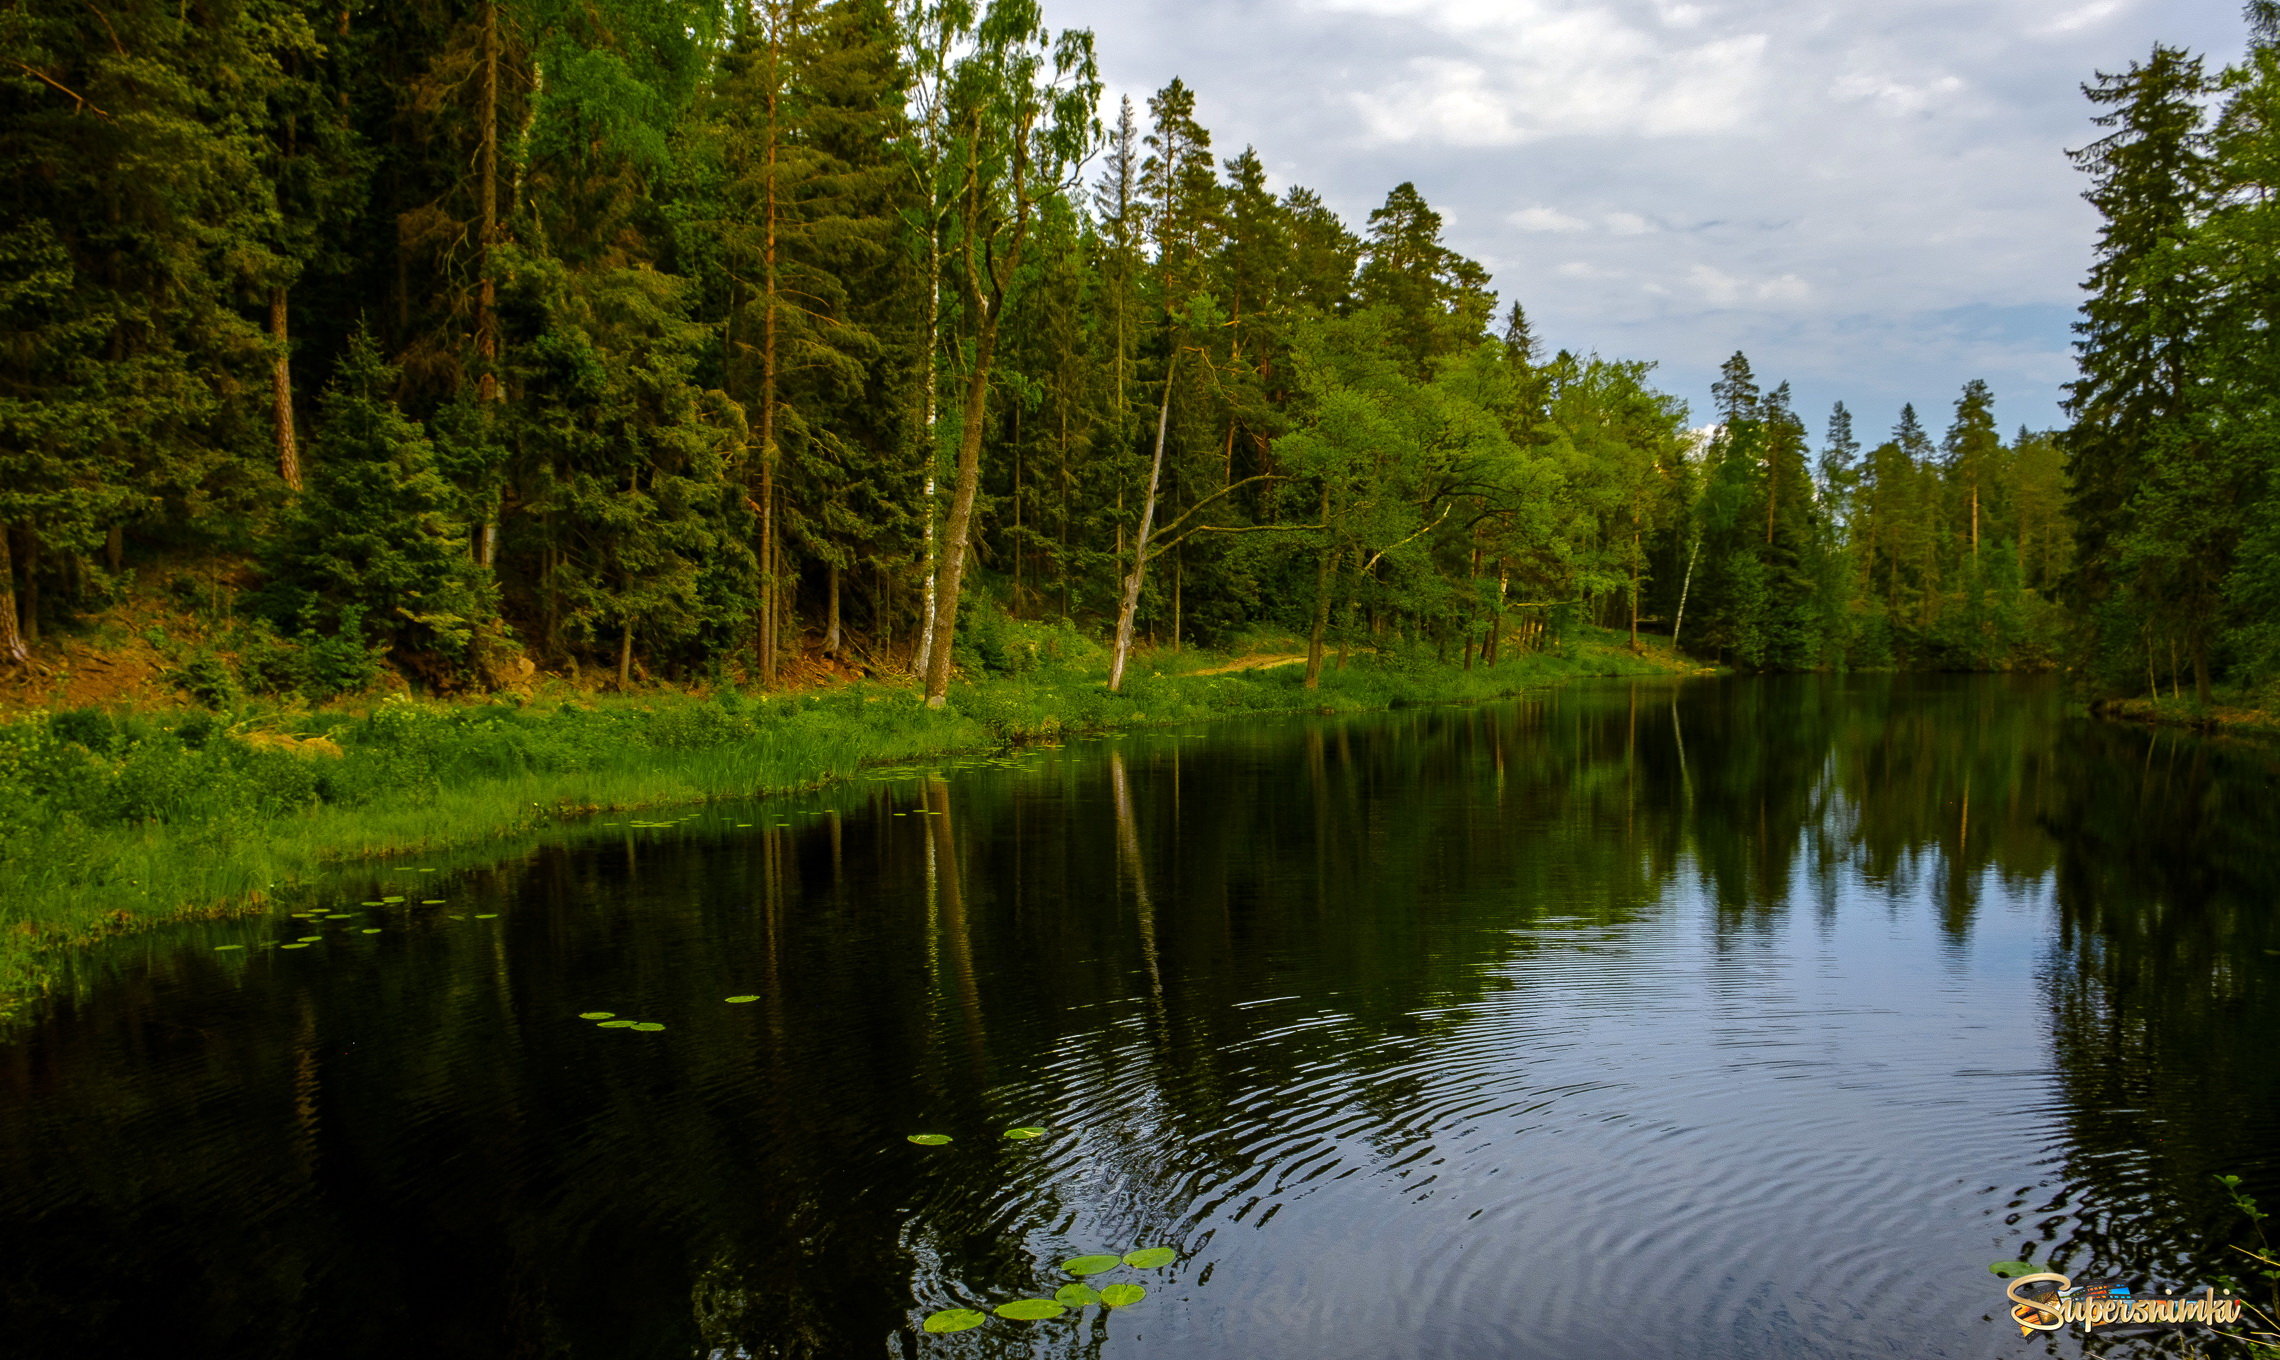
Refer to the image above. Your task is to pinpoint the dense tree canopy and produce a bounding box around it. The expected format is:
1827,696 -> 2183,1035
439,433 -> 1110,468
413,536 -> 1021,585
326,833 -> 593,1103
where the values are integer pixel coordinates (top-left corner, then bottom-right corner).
25,0 -> 2268,700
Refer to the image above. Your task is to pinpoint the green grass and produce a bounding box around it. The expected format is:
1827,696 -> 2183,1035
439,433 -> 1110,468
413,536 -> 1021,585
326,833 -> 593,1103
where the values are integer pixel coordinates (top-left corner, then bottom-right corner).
0,630 -> 1686,1017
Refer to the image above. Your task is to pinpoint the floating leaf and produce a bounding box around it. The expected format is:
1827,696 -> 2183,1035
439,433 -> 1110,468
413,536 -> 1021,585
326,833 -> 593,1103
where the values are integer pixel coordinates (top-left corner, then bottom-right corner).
422,899 -> 445,905
475,914 -> 499,919
1989,1261 -> 2040,1278
1004,1126 -> 1045,1141
992,1299 -> 1066,1321
1122,1248 -> 1176,1269
725,995 -> 760,1004
280,942 -> 312,950
361,928 -> 382,934
360,901 -> 384,906
597,1020 -> 637,1028
326,914 -> 354,919
921,1308 -> 986,1334
1099,1284 -> 1145,1307
213,944 -> 245,951
1061,1255 -> 1122,1277
579,1012 -> 616,1021
907,1134 -> 952,1146
1054,1283 -> 1103,1307
297,936 -> 324,942
630,1022 -> 666,1032
381,896 -> 404,904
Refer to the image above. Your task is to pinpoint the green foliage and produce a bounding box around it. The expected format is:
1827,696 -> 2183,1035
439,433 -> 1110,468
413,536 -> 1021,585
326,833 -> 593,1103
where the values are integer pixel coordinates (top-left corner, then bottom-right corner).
263,337 -> 499,671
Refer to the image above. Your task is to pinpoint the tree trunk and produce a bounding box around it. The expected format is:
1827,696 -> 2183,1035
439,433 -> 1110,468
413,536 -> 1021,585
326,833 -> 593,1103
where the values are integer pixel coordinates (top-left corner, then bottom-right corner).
824,562 -> 842,658
1629,530 -> 1642,654
271,287 -> 301,491
0,528 -> 31,669
920,305 -> 1003,707
753,14 -> 787,686
1671,533 -> 1701,651
17,531 -> 37,645
477,2 -> 500,404
1108,361 -> 1175,693
617,617 -> 633,688
105,525 -> 122,575
914,221 -> 943,679
1304,541 -> 1337,690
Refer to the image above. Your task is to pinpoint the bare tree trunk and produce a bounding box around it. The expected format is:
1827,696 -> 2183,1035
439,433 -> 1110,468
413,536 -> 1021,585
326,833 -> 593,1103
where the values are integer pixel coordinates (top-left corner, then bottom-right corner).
755,18 -> 784,687
474,1 -> 503,561
106,525 -> 122,574
17,531 -> 37,645
1304,521 -> 1335,689
1108,363 -> 1175,693
271,287 -> 301,491
477,2 -> 500,403
920,306 -> 1004,707
824,562 -> 842,658
914,228 -> 943,679
1629,529 -> 1642,654
3,528 -> 34,669
1671,533 -> 1701,651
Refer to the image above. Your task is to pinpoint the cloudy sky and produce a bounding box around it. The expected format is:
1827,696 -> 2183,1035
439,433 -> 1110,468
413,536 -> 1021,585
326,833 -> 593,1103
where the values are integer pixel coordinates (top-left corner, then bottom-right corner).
1049,0 -> 2248,439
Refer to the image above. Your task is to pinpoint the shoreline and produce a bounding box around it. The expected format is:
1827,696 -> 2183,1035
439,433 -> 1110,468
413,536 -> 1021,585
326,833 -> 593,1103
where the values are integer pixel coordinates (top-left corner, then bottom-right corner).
0,634 -> 1699,1020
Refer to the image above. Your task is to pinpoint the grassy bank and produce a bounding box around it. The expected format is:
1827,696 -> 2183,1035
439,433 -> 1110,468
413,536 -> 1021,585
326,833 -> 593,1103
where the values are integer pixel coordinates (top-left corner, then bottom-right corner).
0,630 -> 1693,1016
2093,693 -> 2280,740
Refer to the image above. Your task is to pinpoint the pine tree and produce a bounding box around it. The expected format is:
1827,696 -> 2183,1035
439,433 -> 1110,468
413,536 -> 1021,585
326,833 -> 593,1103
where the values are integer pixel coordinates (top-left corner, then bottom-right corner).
2064,45 -> 2218,696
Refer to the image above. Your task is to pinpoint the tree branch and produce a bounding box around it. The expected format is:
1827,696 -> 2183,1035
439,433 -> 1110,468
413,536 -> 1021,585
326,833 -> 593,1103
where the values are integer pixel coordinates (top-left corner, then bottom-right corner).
10,61 -> 110,117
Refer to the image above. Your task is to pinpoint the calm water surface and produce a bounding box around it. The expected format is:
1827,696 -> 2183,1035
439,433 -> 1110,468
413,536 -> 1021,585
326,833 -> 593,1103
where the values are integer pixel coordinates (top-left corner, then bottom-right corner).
3,677 -> 2277,1360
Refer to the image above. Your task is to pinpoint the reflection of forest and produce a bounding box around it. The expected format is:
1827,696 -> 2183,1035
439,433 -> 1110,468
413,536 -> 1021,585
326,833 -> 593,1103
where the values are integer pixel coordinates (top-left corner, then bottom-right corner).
0,678 -> 2273,1358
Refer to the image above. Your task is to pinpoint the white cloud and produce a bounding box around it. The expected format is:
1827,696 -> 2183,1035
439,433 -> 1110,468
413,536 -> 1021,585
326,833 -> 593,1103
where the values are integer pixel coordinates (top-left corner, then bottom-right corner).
1330,1 -> 1770,144
1049,0 -> 2251,425
1511,206 -> 1592,232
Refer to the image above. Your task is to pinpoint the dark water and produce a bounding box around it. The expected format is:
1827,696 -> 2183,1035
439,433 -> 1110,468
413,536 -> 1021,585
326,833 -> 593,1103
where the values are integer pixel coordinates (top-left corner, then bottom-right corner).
3,677 -> 2277,1360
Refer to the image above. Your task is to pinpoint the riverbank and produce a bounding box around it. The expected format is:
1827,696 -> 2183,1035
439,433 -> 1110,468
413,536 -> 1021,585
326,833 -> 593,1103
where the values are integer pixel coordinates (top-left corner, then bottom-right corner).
0,631 -> 1697,1017
2092,694 -> 2280,741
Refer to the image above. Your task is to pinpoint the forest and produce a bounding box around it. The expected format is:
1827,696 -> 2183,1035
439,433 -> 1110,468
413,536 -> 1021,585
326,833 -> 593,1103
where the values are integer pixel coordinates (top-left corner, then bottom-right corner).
0,0 -> 2271,704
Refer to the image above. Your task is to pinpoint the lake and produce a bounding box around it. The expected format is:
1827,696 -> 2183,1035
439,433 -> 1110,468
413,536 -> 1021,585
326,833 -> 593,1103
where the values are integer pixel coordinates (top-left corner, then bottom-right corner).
1,676 -> 2275,1359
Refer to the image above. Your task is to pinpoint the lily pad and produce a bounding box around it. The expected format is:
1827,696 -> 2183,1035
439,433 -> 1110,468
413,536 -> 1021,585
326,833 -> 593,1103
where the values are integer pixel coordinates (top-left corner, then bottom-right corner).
1004,1126 -> 1046,1141
1054,1283 -> 1103,1307
907,1134 -> 953,1146
1061,1255 -> 1123,1276
1099,1283 -> 1145,1307
1123,1248 -> 1176,1269
280,942 -> 312,950
597,1020 -> 637,1028
421,900 -> 446,905
361,928 -> 383,935
325,914 -> 354,919
297,935 -> 324,942
630,1022 -> 666,1032
1989,1261 -> 2041,1278
213,944 -> 245,951
381,896 -> 404,903
726,995 -> 760,1004
992,1299 -> 1066,1321
579,1012 -> 616,1021
474,913 -> 499,919
921,1308 -> 986,1334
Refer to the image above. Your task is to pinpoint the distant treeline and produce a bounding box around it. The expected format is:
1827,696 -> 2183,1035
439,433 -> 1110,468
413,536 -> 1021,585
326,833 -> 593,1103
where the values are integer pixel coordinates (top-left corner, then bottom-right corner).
0,0 -> 2102,699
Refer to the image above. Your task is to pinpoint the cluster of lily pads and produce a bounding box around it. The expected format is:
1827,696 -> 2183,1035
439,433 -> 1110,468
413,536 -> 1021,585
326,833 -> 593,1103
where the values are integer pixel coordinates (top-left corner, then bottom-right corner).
906,1126 -> 1044,1145
921,1247 -> 1180,1333
578,1011 -> 666,1032
901,1125 -> 1176,1334
212,878 -> 482,952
